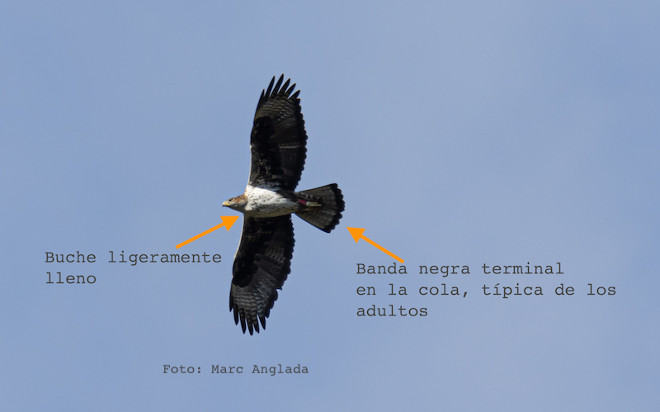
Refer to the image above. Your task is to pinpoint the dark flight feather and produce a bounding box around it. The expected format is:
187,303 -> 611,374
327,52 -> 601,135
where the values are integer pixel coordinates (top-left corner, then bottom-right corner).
229,215 -> 294,335
249,74 -> 307,191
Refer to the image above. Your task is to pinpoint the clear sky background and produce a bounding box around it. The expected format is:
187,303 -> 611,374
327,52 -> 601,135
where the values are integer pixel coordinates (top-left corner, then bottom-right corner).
2,1 -> 659,411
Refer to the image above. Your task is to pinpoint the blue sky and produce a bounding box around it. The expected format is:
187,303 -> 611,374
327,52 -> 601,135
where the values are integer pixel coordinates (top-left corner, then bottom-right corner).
2,1 -> 659,411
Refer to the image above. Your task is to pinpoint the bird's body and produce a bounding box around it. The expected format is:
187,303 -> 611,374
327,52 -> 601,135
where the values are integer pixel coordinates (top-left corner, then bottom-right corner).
226,185 -> 301,217
222,75 -> 344,334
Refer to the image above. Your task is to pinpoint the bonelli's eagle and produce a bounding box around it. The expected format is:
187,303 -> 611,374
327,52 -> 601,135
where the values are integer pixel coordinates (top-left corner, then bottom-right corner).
222,75 -> 344,334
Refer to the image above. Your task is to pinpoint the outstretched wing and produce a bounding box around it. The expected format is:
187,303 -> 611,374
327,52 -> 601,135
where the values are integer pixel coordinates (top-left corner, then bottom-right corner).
229,215 -> 294,334
248,75 -> 307,191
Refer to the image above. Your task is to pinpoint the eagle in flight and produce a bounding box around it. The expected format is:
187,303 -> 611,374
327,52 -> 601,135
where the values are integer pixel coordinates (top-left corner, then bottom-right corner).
222,75 -> 344,334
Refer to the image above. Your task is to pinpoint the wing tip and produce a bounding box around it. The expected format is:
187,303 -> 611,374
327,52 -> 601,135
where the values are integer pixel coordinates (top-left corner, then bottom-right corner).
259,74 -> 299,101
229,301 -> 270,335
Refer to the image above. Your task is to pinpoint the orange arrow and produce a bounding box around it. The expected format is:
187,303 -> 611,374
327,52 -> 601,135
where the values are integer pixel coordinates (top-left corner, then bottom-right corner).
176,216 -> 240,249
347,227 -> 404,263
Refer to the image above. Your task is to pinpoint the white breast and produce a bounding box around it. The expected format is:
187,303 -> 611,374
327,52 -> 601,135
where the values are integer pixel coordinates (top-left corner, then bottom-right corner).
244,185 -> 298,217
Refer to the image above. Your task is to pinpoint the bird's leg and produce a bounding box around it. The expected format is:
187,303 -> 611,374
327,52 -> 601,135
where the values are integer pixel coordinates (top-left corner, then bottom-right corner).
297,198 -> 321,207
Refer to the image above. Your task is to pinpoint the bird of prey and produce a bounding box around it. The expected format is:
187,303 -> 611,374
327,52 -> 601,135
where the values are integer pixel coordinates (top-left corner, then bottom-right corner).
222,75 -> 344,334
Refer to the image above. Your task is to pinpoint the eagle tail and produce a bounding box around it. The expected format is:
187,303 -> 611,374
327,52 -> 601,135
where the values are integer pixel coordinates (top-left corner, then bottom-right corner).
294,184 -> 344,233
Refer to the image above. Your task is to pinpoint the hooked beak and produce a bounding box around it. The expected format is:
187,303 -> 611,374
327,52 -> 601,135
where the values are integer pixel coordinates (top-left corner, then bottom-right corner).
222,200 -> 230,207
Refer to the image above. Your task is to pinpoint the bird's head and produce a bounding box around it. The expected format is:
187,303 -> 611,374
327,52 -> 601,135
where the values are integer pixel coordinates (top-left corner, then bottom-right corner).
222,194 -> 247,212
